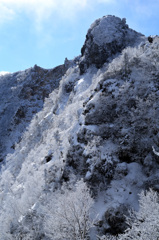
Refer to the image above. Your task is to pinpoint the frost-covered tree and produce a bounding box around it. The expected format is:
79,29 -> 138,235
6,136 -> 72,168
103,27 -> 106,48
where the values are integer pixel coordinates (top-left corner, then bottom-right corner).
118,189 -> 159,240
44,179 -> 95,240
99,189 -> 159,240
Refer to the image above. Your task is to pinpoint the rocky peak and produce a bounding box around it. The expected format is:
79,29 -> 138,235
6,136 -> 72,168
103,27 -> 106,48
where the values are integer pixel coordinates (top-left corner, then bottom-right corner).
80,15 -> 145,73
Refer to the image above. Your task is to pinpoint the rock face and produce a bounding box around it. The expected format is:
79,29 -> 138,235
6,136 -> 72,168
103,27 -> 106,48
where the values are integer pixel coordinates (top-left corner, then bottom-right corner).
79,15 -> 144,73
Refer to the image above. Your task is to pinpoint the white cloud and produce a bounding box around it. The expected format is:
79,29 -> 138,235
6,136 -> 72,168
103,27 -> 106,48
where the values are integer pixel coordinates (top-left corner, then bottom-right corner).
0,0 -> 89,28
0,0 -> 125,32
0,3 -> 15,24
0,0 -> 122,31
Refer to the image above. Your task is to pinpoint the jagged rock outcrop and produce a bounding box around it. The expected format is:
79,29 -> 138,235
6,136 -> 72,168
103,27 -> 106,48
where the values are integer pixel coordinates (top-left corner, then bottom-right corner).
79,15 -> 144,73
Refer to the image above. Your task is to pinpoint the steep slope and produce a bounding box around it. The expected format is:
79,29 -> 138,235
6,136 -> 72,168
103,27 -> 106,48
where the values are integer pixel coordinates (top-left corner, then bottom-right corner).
0,15 -> 159,239
0,62 -> 72,162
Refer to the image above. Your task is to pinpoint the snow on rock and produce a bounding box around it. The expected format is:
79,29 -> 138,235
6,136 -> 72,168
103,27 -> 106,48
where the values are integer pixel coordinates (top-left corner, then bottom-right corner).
0,71 -> 10,76
79,15 -> 145,73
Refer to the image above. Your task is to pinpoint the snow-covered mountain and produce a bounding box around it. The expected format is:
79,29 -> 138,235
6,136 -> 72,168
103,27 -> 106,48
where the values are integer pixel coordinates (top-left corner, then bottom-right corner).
0,15 -> 159,239
0,63 -> 72,162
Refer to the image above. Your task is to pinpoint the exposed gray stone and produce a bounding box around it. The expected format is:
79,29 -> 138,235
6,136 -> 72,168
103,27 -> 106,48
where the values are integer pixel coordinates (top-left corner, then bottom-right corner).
79,15 -> 144,73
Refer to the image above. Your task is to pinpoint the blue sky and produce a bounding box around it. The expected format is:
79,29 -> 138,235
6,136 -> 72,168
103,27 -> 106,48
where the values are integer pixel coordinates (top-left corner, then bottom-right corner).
0,0 -> 159,73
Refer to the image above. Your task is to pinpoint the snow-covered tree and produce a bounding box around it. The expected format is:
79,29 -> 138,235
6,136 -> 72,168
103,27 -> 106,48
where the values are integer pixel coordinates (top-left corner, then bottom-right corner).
118,189 -> 159,240
99,189 -> 159,240
44,179 -> 95,240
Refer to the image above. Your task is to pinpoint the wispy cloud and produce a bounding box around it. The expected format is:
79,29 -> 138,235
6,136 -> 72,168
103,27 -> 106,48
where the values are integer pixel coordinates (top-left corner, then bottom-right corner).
0,0 -> 89,29
0,0 -> 158,28
0,0 -> 118,29
0,3 -> 15,24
